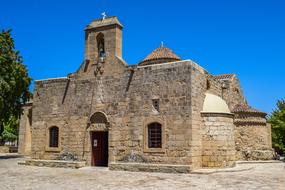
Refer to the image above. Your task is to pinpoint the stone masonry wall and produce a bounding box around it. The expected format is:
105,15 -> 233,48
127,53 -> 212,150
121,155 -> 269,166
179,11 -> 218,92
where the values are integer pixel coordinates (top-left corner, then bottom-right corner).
235,124 -> 273,160
202,113 -> 235,168
32,78 -> 90,160
28,59 -> 272,169
110,61 -> 194,165
220,76 -> 247,111
189,62 -> 207,169
31,60 -> 199,167
234,113 -> 273,160
206,75 -> 222,97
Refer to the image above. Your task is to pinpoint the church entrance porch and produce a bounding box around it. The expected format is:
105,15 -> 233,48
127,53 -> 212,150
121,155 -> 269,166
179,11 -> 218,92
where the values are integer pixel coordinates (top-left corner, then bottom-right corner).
91,131 -> 108,167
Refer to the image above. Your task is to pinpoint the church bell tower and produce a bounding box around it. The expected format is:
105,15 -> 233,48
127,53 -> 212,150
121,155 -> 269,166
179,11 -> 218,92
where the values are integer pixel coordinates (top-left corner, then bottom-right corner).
82,14 -> 124,76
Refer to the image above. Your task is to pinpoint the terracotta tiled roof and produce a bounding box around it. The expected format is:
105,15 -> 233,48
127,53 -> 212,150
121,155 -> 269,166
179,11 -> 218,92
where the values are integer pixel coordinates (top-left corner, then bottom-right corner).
233,104 -> 267,125
139,46 -> 181,66
232,104 -> 266,115
213,74 -> 235,80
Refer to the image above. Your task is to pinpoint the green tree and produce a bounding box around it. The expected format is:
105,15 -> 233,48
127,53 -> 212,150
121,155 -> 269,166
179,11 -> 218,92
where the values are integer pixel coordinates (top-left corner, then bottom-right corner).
1,116 -> 18,143
268,99 -> 285,155
0,29 -> 32,145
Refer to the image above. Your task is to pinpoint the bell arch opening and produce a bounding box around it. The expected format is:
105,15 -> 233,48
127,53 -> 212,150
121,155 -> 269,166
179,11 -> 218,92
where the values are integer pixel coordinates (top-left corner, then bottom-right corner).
96,33 -> 105,63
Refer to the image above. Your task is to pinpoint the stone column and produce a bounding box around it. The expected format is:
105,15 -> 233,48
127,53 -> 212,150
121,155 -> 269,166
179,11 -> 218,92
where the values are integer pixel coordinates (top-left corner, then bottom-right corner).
18,103 -> 32,155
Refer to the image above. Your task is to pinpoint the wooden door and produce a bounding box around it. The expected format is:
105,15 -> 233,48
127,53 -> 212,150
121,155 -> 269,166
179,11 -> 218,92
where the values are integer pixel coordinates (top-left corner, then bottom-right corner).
91,132 -> 108,166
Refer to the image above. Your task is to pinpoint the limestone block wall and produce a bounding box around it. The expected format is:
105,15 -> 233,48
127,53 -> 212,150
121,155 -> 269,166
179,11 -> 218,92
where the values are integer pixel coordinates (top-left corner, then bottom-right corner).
235,125 -> 273,160
201,113 -> 235,168
33,78 -> 70,117
32,57 -> 271,168
221,76 -> 247,110
206,75 -> 222,96
29,57 -> 271,169
234,112 -> 273,160
189,63 -> 208,169
109,61 -> 194,165
31,70 -> 129,162
31,78 -> 87,160
31,60 -> 203,167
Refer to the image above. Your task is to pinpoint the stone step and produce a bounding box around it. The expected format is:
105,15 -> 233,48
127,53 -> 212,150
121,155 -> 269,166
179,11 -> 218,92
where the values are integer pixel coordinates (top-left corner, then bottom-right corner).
18,159 -> 86,169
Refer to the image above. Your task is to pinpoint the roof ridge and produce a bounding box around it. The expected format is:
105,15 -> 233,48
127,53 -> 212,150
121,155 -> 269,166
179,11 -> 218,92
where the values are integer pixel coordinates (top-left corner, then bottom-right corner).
216,73 -> 235,76
90,16 -> 117,23
85,16 -> 123,30
213,74 -> 235,80
232,104 -> 266,115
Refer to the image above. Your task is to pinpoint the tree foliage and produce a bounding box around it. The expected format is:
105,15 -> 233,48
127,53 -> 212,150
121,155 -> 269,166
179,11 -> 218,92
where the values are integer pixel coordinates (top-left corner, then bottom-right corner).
1,116 -> 18,143
268,99 -> 285,155
0,29 -> 31,144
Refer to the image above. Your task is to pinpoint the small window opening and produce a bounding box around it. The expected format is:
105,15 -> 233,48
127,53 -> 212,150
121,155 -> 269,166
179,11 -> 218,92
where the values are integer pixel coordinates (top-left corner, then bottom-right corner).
222,82 -> 228,89
84,59 -> 90,72
152,99 -> 160,112
49,126 -> 59,148
206,80 -> 211,90
148,123 -> 162,148
234,88 -> 240,94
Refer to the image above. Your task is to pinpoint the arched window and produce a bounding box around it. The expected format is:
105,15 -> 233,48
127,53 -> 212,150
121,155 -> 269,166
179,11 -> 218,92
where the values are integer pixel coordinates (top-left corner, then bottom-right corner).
148,123 -> 162,148
90,112 -> 108,124
49,126 -> 59,148
96,33 -> 105,62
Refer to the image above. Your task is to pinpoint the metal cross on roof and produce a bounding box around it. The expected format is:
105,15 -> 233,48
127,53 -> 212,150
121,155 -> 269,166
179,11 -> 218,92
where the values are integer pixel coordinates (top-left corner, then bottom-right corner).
160,41 -> 164,47
101,12 -> 107,20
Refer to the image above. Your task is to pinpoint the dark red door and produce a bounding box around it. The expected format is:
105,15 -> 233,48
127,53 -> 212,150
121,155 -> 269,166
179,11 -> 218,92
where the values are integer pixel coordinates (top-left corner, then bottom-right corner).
91,132 -> 108,166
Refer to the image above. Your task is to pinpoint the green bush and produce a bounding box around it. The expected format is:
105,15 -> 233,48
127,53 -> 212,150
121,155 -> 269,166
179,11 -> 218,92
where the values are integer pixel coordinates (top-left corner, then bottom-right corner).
268,99 -> 285,155
1,116 -> 18,142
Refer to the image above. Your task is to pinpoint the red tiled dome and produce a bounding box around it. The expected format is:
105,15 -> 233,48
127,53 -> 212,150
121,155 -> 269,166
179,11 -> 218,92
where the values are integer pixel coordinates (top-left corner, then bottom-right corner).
139,46 -> 181,66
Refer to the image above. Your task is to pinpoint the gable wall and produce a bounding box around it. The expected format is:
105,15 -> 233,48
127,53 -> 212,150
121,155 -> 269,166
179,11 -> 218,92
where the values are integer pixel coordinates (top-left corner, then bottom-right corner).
30,61 -> 199,166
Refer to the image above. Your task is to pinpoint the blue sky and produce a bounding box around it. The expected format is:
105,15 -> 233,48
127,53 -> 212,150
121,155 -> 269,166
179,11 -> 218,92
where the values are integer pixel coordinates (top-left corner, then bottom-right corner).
1,0 -> 284,114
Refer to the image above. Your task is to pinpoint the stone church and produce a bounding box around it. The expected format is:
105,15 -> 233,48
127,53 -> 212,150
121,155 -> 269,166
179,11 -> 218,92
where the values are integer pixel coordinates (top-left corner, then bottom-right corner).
18,16 -> 273,172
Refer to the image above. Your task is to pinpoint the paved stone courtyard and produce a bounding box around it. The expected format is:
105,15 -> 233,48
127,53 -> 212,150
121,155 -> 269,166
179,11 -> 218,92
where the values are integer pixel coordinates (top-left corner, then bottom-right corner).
0,156 -> 284,190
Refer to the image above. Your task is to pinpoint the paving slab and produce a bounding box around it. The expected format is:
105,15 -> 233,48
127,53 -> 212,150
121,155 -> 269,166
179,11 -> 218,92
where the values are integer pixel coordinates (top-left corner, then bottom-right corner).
0,157 -> 284,190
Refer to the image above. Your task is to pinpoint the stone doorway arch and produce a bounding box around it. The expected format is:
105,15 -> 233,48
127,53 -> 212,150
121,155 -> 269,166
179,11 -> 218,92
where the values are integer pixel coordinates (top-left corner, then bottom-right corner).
89,111 -> 110,131
88,111 -> 109,166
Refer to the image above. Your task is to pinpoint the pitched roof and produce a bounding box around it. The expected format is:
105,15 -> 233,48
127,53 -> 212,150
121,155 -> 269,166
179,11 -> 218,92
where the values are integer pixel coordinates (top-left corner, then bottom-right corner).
139,46 -> 181,66
232,104 -> 266,115
85,16 -> 123,30
213,74 -> 235,80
